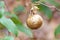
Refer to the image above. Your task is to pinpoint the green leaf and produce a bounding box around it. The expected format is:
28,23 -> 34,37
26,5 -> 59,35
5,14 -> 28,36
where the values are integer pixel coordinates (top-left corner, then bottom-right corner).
44,0 -> 60,8
0,12 -> 2,18
0,23 -> 5,30
14,5 -> 25,13
0,16 -> 18,36
0,36 -> 14,40
0,8 -> 5,14
0,9 -> 5,18
55,25 -> 60,36
0,1 -> 5,8
4,12 -> 11,16
32,0 -> 39,3
37,4 -> 52,19
0,1 -> 5,18
10,14 -> 33,38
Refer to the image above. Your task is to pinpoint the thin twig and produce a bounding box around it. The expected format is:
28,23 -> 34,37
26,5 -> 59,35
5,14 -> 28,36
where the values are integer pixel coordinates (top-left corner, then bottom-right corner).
4,0 -> 10,13
34,1 -> 60,12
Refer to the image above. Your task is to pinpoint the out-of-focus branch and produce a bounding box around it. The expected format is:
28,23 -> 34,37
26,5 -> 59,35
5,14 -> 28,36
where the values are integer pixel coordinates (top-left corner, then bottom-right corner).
4,0 -> 10,12
4,0 -> 15,13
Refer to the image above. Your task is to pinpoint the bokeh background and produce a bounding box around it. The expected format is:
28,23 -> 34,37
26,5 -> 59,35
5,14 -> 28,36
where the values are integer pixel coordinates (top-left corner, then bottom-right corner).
0,0 -> 60,40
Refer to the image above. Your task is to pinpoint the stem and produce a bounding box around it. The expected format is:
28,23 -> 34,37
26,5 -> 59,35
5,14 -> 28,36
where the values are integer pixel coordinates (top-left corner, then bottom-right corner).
35,1 -> 60,12
4,0 -> 11,35
4,0 -> 10,13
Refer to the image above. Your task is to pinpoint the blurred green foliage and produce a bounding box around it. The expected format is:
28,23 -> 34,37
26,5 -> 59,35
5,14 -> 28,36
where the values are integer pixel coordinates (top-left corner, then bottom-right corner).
55,25 -> 60,37
10,14 -> 33,37
0,36 -> 14,40
0,12 -> 2,18
32,0 -> 39,3
0,1 -> 5,8
0,0 -> 60,40
14,5 -> 25,14
44,0 -> 60,8
0,1 -> 33,40
37,4 -> 52,19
